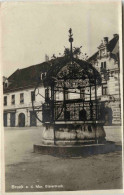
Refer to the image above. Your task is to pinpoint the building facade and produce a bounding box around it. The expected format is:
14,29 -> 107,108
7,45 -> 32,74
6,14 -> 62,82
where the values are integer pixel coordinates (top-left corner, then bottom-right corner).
3,34 -> 121,127
88,34 -> 121,125
3,63 -> 49,127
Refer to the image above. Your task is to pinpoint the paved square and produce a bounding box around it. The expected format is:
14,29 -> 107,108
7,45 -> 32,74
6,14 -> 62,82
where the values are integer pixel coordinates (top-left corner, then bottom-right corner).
4,126 -> 122,192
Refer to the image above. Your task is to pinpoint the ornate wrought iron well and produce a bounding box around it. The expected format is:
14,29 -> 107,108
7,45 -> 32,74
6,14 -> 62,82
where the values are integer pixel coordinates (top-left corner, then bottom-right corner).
33,29 -> 106,147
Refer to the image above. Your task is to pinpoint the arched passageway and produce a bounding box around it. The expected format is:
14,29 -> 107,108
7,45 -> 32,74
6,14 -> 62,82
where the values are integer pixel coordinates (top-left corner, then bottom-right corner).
18,113 -> 25,127
104,107 -> 113,126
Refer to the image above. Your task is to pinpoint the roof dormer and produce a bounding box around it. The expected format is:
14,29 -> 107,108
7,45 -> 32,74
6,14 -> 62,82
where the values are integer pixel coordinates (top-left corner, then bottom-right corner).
98,37 -> 109,59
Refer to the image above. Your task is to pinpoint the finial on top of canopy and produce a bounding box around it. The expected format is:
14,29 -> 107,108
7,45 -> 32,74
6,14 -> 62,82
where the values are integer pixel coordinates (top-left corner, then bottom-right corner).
68,28 -> 74,60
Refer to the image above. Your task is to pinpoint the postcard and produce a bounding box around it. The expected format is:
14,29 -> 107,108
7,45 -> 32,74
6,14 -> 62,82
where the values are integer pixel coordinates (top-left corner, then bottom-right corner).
1,0 -> 123,194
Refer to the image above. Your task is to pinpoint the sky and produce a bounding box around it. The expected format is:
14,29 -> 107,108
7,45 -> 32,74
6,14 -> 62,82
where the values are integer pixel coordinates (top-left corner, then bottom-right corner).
1,0 -> 121,77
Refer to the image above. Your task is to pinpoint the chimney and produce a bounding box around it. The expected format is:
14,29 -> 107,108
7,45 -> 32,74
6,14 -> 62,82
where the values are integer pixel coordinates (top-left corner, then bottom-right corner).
45,54 -> 49,62
113,34 -> 118,38
104,37 -> 108,44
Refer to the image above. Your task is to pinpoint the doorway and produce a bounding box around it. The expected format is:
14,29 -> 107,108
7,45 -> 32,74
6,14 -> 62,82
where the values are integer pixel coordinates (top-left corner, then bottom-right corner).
10,113 -> 15,127
104,107 -> 113,126
30,111 -> 37,126
18,113 -> 25,127
4,113 -> 7,127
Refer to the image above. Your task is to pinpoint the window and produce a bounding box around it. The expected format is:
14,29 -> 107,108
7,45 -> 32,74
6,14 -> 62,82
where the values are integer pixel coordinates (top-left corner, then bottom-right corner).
101,62 -> 103,68
45,88 -> 49,102
11,95 -> 15,105
4,83 -> 7,88
101,62 -> 106,70
31,91 -> 35,101
104,62 -> 106,69
80,88 -> 85,99
102,86 -> 107,95
4,96 -> 7,106
20,93 -> 24,104
41,73 -> 44,80
88,125 -> 92,132
41,72 -> 46,80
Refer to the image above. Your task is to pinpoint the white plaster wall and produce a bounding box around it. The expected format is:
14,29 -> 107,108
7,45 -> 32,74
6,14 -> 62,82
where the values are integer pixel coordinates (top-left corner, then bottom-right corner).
96,56 -> 118,71
55,91 -> 63,101
16,109 -> 28,126
4,86 -> 45,127
107,77 -> 119,95
4,86 -> 45,110
97,86 -> 102,97
68,89 -> 80,100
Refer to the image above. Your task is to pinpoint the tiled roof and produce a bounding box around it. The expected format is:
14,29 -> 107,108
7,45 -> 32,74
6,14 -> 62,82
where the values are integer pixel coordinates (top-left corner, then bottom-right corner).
107,35 -> 119,52
4,61 -> 52,93
4,34 -> 119,93
4,56 -> 102,93
87,51 -> 99,62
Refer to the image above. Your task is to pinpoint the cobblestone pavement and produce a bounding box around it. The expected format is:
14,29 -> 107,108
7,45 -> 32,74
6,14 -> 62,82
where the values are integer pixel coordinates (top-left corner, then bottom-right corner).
4,126 -> 122,192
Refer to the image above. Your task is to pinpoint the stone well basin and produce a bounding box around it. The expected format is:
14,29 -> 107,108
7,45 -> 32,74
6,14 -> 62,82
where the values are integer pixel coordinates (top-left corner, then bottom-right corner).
41,123 -> 106,145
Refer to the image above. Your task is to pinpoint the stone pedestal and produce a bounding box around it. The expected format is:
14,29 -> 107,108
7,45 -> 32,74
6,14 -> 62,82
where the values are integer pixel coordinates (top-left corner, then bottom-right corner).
41,123 -> 106,146
42,125 -> 55,145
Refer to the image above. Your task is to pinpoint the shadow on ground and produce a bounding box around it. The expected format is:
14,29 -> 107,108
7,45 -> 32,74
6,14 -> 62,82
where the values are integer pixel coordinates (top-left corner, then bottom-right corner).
34,141 -> 122,158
